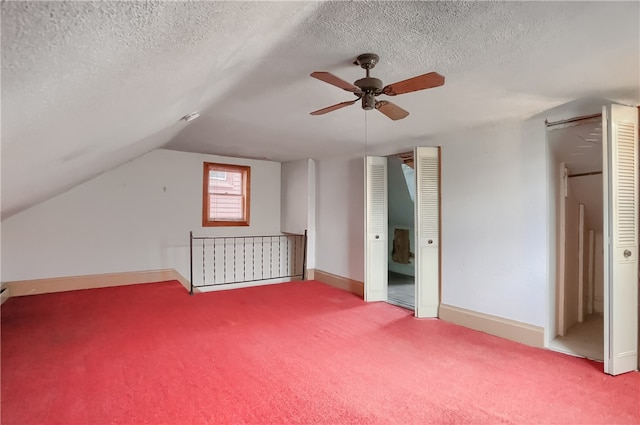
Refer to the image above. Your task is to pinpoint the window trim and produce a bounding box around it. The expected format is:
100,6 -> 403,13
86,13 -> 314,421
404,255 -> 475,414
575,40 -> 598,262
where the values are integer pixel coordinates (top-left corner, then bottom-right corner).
202,162 -> 251,227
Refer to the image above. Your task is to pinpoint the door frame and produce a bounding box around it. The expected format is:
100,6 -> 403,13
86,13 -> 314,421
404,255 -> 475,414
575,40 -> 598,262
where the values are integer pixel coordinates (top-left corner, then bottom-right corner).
364,148 -> 442,318
546,114 -> 601,348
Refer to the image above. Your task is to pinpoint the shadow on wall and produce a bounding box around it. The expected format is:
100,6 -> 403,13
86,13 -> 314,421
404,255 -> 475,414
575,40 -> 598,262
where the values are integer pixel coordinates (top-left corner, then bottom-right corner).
347,157 -> 365,280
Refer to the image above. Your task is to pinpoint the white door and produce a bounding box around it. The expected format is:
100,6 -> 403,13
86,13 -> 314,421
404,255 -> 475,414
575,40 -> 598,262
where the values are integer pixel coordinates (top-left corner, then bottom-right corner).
578,204 -> 585,323
602,104 -> 638,375
414,147 -> 440,318
364,156 -> 388,302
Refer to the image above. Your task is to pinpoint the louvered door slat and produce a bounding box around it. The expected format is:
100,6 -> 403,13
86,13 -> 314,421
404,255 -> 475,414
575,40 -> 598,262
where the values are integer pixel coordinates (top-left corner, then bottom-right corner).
603,104 -> 638,376
369,164 -> 386,235
365,156 -> 388,302
415,147 -> 440,318
419,156 -> 439,240
614,121 -> 637,246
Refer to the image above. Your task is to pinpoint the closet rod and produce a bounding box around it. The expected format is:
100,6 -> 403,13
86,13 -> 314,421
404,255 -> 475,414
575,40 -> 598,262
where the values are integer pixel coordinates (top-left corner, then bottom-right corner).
568,171 -> 602,178
546,113 -> 601,128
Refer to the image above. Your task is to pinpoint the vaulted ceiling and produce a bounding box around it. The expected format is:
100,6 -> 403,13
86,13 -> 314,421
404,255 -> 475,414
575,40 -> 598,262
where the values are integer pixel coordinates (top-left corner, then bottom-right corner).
2,1 -> 639,219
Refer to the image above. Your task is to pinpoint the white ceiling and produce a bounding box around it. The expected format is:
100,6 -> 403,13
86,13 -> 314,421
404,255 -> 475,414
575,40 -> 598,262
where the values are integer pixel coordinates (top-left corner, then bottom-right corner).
2,1 -> 639,219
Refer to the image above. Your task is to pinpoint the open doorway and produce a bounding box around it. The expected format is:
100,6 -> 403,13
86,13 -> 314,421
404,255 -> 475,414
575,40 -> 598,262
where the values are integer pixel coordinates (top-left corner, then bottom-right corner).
387,153 -> 415,310
548,116 -> 604,360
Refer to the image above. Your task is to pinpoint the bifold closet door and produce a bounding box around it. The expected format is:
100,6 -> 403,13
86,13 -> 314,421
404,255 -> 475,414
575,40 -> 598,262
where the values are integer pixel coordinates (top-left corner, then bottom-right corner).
602,104 -> 638,375
414,147 -> 440,318
364,156 -> 388,302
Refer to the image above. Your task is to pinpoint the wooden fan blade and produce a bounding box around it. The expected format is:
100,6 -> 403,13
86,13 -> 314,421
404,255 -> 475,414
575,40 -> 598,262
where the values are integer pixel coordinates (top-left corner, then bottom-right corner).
310,72 -> 360,93
310,99 -> 358,116
382,72 -> 445,96
375,100 -> 409,120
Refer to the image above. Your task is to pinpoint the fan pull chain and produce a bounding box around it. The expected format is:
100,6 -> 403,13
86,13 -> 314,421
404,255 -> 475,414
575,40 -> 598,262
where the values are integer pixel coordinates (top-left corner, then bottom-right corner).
364,109 -> 368,157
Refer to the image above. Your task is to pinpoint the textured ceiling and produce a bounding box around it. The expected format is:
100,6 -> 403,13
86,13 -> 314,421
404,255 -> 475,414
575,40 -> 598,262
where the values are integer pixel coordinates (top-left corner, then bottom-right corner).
2,1 -> 639,219
548,119 -> 603,230
548,119 -> 602,176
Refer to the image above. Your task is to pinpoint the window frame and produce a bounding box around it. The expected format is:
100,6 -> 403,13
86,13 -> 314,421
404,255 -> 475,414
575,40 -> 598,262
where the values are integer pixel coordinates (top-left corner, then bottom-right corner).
202,162 -> 251,227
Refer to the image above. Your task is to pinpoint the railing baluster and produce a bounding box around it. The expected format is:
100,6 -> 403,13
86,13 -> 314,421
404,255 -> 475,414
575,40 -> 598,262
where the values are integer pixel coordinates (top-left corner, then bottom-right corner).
190,231 -> 193,295
223,238 -> 227,284
211,239 -> 217,285
190,232 -> 307,292
202,240 -> 206,286
269,237 -> 273,279
302,231 -> 307,280
293,236 -> 298,276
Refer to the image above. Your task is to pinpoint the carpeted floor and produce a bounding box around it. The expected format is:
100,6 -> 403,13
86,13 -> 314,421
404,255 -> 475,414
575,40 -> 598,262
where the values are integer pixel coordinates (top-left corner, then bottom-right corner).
2,280 -> 639,424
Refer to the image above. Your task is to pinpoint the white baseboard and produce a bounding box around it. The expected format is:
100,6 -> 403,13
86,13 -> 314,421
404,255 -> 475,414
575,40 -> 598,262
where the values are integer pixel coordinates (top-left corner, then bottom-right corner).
4,269 -> 190,298
311,269 -> 364,298
439,304 -> 544,348
1,285 -> 10,305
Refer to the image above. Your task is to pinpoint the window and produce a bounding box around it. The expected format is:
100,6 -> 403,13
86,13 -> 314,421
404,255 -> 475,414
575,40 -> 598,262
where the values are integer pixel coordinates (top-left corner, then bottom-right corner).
202,162 -> 250,227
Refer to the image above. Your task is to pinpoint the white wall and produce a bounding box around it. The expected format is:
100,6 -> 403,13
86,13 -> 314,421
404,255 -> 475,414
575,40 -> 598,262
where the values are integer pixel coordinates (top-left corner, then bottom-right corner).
312,119 -> 548,326
315,157 -> 364,281
439,120 -> 548,326
281,160 -> 309,234
280,158 -> 316,269
307,160 -> 316,270
1,149 -> 282,282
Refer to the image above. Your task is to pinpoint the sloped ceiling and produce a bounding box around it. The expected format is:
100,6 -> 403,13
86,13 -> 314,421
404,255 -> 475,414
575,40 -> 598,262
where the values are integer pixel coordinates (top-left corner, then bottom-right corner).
548,120 -> 603,230
2,1 -> 639,219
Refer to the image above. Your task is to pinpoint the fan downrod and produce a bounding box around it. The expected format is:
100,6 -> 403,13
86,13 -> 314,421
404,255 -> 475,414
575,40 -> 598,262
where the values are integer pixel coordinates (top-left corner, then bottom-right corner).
353,53 -> 382,99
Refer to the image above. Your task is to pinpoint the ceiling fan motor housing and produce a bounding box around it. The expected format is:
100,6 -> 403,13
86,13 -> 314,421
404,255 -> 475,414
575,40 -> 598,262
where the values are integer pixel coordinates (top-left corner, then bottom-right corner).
354,77 -> 383,93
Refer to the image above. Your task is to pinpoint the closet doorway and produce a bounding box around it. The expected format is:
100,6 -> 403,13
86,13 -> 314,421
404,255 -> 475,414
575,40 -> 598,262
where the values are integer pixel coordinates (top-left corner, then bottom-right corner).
548,115 -> 604,361
365,147 -> 441,318
546,104 -> 638,375
387,153 -> 416,310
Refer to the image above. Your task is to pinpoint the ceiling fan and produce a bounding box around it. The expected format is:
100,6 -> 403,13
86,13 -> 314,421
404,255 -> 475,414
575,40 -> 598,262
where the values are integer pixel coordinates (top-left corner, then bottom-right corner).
310,53 -> 444,120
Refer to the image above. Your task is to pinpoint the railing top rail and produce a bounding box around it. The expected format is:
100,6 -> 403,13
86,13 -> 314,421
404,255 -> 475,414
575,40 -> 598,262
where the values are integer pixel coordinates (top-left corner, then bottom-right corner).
191,233 -> 304,241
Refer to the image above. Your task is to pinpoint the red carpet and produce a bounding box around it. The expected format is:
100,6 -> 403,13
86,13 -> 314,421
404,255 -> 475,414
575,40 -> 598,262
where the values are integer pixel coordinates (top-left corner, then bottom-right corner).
2,280 -> 639,424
